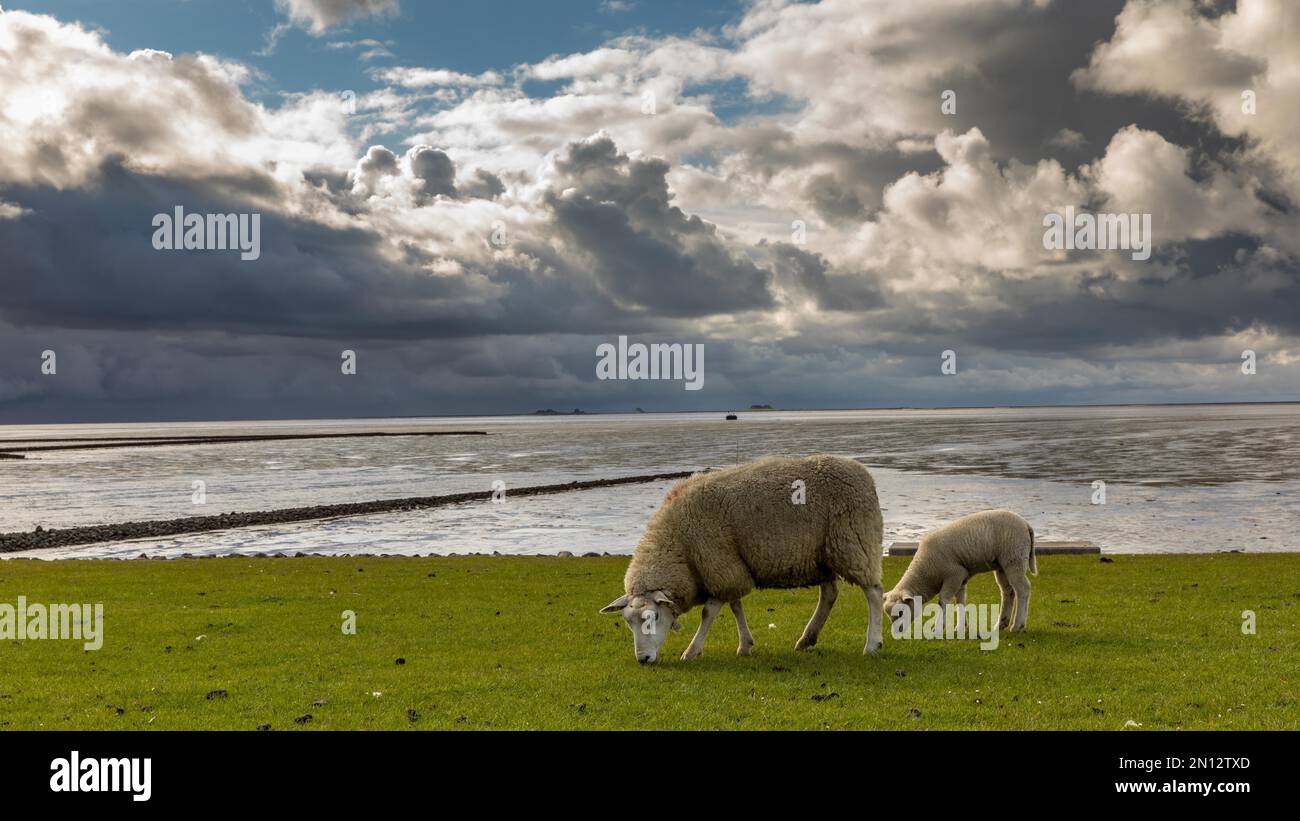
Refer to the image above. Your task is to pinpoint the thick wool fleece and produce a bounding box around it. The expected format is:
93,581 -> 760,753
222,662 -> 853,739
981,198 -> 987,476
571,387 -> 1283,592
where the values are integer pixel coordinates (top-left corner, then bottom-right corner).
893,509 -> 1036,600
623,455 -> 884,610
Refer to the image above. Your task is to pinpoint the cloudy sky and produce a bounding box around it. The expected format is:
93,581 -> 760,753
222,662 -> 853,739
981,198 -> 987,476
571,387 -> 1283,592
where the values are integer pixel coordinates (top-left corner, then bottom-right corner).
0,0 -> 1297,422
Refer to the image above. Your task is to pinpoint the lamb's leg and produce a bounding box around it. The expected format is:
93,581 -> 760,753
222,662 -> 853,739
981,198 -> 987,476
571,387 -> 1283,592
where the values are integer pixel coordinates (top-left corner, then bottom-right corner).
795,580 -> 838,650
682,598 -> 724,660
995,568 -> 1015,630
956,582 -> 968,637
864,582 -> 884,655
937,576 -> 964,638
1007,568 -> 1031,632
730,599 -> 754,656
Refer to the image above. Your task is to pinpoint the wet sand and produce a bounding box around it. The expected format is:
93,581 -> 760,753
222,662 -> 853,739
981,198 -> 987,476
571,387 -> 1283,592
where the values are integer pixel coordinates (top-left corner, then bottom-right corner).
0,470 -> 692,553
4,406 -> 1296,556
0,430 -> 486,455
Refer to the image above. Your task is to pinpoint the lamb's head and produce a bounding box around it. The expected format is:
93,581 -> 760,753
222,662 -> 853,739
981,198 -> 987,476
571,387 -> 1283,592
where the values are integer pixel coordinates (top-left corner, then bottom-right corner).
600,590 -> 681,664
883,587 -> 921,625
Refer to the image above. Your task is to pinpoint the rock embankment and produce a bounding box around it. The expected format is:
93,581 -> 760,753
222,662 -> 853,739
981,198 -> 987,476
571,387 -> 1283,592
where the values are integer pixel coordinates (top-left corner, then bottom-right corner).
0,470 -> 695,553
0,430 -> 488,455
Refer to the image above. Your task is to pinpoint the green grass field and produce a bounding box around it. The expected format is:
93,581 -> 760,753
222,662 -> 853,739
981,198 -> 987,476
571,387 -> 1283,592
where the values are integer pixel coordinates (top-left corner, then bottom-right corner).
1,554 -> 1297,730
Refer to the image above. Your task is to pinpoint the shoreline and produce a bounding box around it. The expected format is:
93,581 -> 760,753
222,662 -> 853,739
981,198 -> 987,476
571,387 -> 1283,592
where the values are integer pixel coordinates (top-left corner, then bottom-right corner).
2,400 -> 1297,429
0,470 -> 695,553
0,430 -> 488,455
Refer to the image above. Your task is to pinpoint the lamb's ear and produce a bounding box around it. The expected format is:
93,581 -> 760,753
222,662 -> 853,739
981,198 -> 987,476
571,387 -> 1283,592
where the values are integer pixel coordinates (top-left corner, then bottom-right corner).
600,594 -> 630,614
652,591 -> 675,607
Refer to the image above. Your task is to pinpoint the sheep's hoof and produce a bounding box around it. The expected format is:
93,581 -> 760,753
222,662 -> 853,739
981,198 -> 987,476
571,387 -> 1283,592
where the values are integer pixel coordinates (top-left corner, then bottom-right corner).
737,643 -> 753,657
864,640 -> 882,655
997,620 -> 1011,631
794,635 -> 817,651
681,647 -> 703,661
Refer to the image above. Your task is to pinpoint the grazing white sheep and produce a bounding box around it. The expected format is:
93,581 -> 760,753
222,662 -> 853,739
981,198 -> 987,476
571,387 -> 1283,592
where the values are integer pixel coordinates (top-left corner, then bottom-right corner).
883,509 -> 1037,633
601,455 -> 885,663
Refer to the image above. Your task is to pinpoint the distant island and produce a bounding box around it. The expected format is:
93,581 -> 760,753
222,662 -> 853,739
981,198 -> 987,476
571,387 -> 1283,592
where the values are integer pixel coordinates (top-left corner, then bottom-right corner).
532,409 -> 587,415
749,404 -> 774,410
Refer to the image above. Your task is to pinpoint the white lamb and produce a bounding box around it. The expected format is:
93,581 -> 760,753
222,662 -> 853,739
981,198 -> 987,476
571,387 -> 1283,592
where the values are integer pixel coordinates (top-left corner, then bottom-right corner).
883,509 -> 1037,633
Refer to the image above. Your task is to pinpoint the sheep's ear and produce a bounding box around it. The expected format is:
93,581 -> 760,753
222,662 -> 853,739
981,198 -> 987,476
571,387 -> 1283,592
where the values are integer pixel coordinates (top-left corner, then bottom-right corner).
652,591 -> 675,607
600,594 -> 629,614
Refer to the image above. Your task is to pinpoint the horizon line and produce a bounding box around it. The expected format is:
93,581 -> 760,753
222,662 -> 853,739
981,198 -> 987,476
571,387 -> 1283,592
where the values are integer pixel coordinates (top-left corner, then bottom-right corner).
2,398 -> 1298,428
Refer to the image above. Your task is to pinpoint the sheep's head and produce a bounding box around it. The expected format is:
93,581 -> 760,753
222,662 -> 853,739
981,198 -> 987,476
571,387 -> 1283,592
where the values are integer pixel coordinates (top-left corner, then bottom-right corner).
600,590 -> 681,663
883,588 -> 920,625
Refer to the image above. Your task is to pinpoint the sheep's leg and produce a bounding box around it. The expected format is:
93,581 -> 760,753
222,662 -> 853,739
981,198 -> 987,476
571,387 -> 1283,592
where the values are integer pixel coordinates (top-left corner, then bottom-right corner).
863,583 -> 883,655
937,576 -> 964,638
795,580 -> 838,651
682,598 -> 724,660
1008,569 -> 1031,632
730,600 -> 754,656
994,569 -> 1015,630
956,582 -> 968,637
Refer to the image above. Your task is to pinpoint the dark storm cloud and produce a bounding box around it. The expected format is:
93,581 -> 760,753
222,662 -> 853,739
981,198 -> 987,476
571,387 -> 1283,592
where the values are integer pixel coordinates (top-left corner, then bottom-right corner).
407,145 -> 457,199
0,167 -> 691,349
985,2 -> 1254,169
405,148 -> 504,202
458,168 -> 505,200
714,124 -> 946,221
856,241 -> 1300,358
766,243 -> 883,312
0,160 -> 492,338
0,130 -> 803,347
0,130 -> 794,423
801,172 -> 867,222
346,144 -> 502,203
543,135 -> 776,317
723,0 -> 1249,222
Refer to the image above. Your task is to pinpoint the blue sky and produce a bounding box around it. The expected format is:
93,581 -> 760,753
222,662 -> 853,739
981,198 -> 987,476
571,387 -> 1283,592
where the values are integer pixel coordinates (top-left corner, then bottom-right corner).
14,1 -> 746,102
